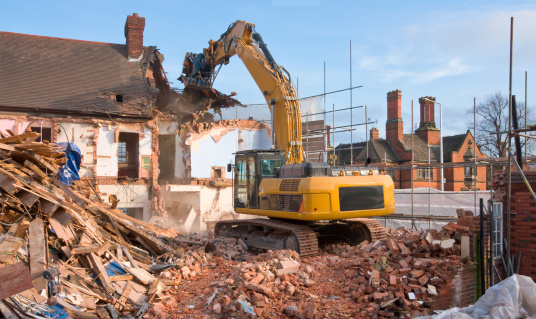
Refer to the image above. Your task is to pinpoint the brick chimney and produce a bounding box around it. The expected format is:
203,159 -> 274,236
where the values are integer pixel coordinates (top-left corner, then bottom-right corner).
124,13 -> 145,60
415,96 -> 440,145
386,90 -> 403,146
370,127 -> 379,140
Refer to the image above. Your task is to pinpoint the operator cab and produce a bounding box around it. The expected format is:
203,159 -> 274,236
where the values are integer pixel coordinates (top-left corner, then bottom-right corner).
232,150 -> 285,209
231,150 -> 333,209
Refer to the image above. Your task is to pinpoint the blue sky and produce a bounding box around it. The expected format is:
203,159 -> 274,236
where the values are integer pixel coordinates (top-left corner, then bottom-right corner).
2,1 -> 535,144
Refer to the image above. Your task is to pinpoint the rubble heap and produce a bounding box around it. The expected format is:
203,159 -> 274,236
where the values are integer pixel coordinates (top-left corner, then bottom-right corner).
146,216 -> 480,319
0,132 -> 180,318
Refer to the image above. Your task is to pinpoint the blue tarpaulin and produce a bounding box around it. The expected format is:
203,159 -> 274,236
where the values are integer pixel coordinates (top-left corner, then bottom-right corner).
56,142 -> 81,186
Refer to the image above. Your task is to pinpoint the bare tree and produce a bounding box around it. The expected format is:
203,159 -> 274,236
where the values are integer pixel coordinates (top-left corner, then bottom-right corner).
468,91 -> 535,158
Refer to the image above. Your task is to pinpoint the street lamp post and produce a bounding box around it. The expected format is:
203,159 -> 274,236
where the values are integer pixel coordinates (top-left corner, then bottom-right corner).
424,98 -> 443,192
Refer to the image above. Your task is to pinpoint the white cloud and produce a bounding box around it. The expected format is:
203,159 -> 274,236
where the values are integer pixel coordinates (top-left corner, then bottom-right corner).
356,9 -> 536,85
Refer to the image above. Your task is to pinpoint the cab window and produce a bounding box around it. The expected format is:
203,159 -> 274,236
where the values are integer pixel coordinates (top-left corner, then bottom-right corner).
261,159 -> 282,177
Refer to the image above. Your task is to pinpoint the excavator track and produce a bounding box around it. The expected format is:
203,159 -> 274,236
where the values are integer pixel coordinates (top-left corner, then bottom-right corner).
215,219 -> 319,257
345,218 -> 388,242
215,218 -> 387,257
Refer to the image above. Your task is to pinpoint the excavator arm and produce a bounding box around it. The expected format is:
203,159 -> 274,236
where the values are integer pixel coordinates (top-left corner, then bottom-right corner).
179,20 -> 305,164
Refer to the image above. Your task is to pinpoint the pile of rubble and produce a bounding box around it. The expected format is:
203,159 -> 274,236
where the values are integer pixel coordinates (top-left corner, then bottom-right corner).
0,132 -> 182,318
144,214 -> 481,318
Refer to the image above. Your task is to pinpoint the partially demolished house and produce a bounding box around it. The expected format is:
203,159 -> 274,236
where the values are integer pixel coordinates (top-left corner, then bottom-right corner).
0,13 -> 272,228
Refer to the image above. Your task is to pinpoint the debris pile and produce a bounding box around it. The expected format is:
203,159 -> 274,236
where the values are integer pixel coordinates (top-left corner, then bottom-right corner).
0,132 -> 179,318
144,216 -> 480,319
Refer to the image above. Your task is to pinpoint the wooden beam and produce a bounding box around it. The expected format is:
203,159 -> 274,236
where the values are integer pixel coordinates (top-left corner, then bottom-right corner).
87,253 -> 115,294
0,132 -> 39,144
0,218 -> 30,263
29,218 -> 47,291
0,262 -> 33,300
118,281 -> 133,304
17,189 -> 40,207
71,245 -> 100,255
121,245 -> 138,269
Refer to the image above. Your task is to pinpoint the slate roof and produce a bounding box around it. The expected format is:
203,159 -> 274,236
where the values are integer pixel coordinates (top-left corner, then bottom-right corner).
337,139 -> 400,164
336,132 -> 471,164
0,32 -> 157,117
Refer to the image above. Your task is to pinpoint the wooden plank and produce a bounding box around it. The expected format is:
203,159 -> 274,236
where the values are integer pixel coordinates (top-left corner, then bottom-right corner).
66,310 -> 100,319
25,150 -> 59,174
71,245 -> 100,255
18,189 -> 40,207
51,176 -> 86,207
109,274 -> 134,282
29,219 -> 47,292
0,132 -> 39,144
50,207 -> 73,226
0,143 -> 15,152
49,217 -> 76,244
24,159 -> 49,181
87,253 -> 115,294
124,267 -> 156,285
0,171 -> 17,193
0,219 -> 30,263
121,245 -> 138,269
0,262 -> 33,300
118,281 -> 134,304
39,199 -> 60,216
95,242 -> 112,256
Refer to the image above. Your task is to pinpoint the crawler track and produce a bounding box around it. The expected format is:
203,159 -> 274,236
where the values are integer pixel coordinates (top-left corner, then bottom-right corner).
215,218 -> 387,257
215,218 -> 319,257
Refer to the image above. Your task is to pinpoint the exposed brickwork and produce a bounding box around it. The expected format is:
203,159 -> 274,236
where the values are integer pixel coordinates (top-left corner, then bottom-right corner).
500,171 -> 536,280
429,264 -> 478,310
124,13 -> 145,59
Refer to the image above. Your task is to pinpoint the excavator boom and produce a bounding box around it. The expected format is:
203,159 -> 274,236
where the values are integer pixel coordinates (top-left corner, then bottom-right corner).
180,20 -> 304,164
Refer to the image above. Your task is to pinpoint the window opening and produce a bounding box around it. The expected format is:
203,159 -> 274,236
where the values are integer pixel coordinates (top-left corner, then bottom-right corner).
465,165 -> 473,178
116,94 -> 123,102
417,168 -> 432,179
30,127 -> 52,143
118,132 -> 139,178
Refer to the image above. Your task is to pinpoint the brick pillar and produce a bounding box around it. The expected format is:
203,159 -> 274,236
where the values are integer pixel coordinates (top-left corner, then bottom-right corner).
370,127 -> 379,140
386,90 -> 403,146
124,13 -> 145,60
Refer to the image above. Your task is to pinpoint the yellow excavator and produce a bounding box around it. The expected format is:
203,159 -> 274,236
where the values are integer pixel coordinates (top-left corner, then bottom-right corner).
180,21 -> 395,256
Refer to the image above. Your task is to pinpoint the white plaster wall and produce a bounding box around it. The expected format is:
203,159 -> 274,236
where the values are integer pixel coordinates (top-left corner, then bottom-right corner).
175,139 -> 187,179
96,126 -> 118,177
99,184 -> 151,221
238,128 -> 271,151
139,128 -> 152,156
57,122 -> 95,178
159,121 -> 179,134
162,185 -> 242,233
188,128 -> 270,179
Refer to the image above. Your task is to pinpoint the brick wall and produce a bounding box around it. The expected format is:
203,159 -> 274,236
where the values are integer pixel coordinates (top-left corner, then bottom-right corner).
429,264 -> 478,310
501,171 -> 536,280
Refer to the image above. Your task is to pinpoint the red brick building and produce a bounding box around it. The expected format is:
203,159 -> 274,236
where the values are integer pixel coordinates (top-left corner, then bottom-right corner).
337,90 -> 487,191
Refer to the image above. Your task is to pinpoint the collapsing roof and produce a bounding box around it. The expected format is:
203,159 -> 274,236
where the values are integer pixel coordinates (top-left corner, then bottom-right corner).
0,32 -> 160,117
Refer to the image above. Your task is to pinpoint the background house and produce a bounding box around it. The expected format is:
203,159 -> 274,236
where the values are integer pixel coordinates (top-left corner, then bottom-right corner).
337,90 -> 487,191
